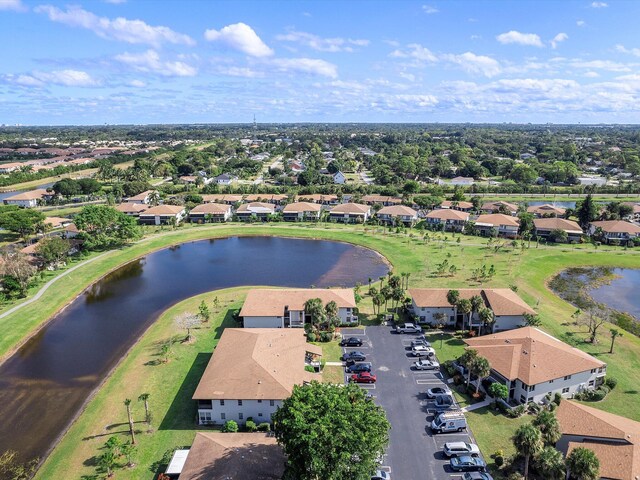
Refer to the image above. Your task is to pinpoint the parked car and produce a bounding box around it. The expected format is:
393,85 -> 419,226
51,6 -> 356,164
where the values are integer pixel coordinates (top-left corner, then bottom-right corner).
426,387 -> 451,398
411,345 -> 436,357
340,337 -> 363,347
434,394 -> 455,411
462,472 -> 493,480
350,372 -> 377,384
411,338 -> 431,348
431,410 -> 467,433
443,442 -> 481,458
342,351 -> 366,362
413,359 -> 440,370
371,470 -> 390,480
450,456 -> 486,472
394,323 -> 423,334
346,362 -> 372,374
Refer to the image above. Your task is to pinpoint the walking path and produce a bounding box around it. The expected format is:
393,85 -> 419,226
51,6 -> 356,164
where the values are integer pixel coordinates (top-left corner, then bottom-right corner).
461,397 -> 492,412
325,361 -> 344,366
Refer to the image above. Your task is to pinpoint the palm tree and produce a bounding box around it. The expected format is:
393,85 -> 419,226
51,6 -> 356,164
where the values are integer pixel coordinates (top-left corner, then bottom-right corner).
566,446 -> 599,480
447,289 -> 460,325
609,328 -> 622,353
391,287 -> 405,312
98,450 -> 117,477
378,276 -> 386,289
512,423 -> 543,479
303,298 -> 325,327
458,349 -> 478,386
469,356 -> 490,394
380,285 -> 393,313
367,277 -> 372,294
124,399 -> 136,444
532,410 -> 562,446
470,295 -> 484,333
138,393 -> 151,425
457,298 -> 472,331
478,307 -> 494,335
534,446 -> 565,480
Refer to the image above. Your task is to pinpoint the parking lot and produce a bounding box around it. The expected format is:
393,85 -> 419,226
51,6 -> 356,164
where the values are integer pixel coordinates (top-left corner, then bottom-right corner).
340,325 -> 484,479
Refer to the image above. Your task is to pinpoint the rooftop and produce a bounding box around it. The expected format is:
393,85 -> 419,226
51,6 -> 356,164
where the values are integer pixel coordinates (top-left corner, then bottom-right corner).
591,220 -> 640,234
475,213 -> 520,227
141,204 -> 185,215
533,217 -> 583,233
240,288 -> 356,317
190,203 -> 231,214
425,208 -> 470,221
408,288 -> 535,316
378,205 -> 418,216
330,203 -> 371,215
282,202 -> 322,213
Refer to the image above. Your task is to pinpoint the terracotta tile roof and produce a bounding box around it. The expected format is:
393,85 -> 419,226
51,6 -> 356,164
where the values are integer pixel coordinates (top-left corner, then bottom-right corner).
533,217 -> 582,233
465,327 -> 605,385
240,288 -> 356,317
192,328 -> 321,400
441,200 -> 473,209
408,288 -> 535,316
4,188 -> 51,201
481,201 -> 519,212
425,209 -> 470,221
330,203 -> 371,215
558,401 -> 640,480
377,205 -> 418,216
282,202 -> 322,213
527,204 -> 566,216
189,203 -> 231,214
362,195 -> 403,204
179,432 -> 285,480
236,202 -> 276,213
141,205 -> 185,215
475,213 -> 520,227
115,203 -> 149,214
591,220 -> 640,234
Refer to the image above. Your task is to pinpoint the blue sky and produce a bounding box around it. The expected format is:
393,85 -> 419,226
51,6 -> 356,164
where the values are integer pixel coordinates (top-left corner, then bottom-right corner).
1,0 -> 640,125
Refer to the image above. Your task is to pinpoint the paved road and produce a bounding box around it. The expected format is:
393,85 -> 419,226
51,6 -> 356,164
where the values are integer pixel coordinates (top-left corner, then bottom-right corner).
341,325 -> 483,480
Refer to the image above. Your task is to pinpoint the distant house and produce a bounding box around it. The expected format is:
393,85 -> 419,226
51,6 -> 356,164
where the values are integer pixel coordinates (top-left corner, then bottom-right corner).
474,213 -> 519,238
450,176 -> 475,186
481,201 -> 518,216
622,202 -> 640,222
240,288 -> 357,328
244,194 -> 288,205
520,153 -> 536,160
124,190 -> 153,204
0,162 -> 24,173
44,216 -> 72,230
295,193 -> 339,205
556,401 -> 640,480
189,203 -> 232,223
440,200 -> 474,212
408,288 -> 535,332
64,223 -> 80,238
115,203 -> 149,217
138,205 -> 185,225
465,327 -> 606,404
235,202 -> 275,221
333,171 -> 346,184
377,205 -> 418,226
424,209 -> 470,231
361,195 -> 403,206
175,433 -> 286,480
527,204 -> 566,217
329,203 -> 371,223
201,194 -> 243,205
588,220 -> 640,244
534,218 -> 583,242
192,328 -> 321,425
3,188 -> 54,208
214,173 -> 238,185
282,202 -> 322,222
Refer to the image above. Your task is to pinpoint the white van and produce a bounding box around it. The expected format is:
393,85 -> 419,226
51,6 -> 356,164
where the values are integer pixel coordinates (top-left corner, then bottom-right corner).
430,410 -> 467,433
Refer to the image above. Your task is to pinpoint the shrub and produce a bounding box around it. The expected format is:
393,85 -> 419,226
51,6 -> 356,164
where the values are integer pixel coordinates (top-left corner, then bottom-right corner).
495,455 -> 504,467
605,377 -> 617,390
245,420 -> 257,432
527,402 -> 541,414
443,360 -> 456,376
553,392 -> 562,406
506,473 -> 525,480
320,332 -> 333,342
304,365 -> 315,373
303,323 -> 313,334
307,332 -> 317,342
599,384 -> 610,395
494,449 -> 504,458
548,402 -> 557,412
257,422 -> 271,432
222,420 -> 238,433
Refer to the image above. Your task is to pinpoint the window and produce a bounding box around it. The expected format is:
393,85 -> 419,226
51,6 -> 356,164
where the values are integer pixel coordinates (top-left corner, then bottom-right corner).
221,413 -> 226,420
270,400 -> 275,406
527,397 -> 533,402
220,400 -> 225,406
238,400 -> 243,406
591,368 -> 597,373
238,413 -> 243,420
199,411 -> 212,424
258,413 -> 263,417
564,375 -> 572,380
549,379 -> 554,384
519,395 -> 527,404
528,385 -> 535,392
588,380 -> 595,386
562,387 -> 570,394
258,400 -> 262,403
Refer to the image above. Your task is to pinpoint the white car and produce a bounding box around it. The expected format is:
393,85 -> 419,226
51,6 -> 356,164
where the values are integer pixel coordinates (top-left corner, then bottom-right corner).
426,386 -> 451,398
371,470 -> 390,480
413,359 -> 440,370
443,441 -> 481,458
411,345 -> 436,357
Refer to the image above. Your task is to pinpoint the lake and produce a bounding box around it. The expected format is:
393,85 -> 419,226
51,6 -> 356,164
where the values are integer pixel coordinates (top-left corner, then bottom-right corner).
0,182 -> 55,202
0,236 -> 389,464
590,268 -> 640,320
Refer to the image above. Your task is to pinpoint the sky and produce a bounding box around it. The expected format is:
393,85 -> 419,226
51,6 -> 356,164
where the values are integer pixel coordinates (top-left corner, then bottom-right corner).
1,0 -> 640,125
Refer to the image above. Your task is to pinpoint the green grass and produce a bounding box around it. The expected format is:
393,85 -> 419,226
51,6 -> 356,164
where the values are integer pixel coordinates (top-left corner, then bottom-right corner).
322,365 -> 345,384
466,406 -> 531,462
314,340 -> 342,362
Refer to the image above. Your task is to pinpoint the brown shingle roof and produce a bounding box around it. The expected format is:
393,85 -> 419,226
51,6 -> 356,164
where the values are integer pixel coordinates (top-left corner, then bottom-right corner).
189,203 -> 231,214
408,288 -> 535,316
441,200 -> 473,209
475,213 -> 520,227
44,216 -> 72,228
330,203 -> 371,215
236,202 -> 276,213
141,205 -> 185,215
527,204 -> 566,216
240,288 -> 356,317
115,203 -> 149,214
465,327 -> 605,385
481,201 -> 518,212
295,194 -> 338,203
425,209 -> 470,221
192,328 -> 321,400
127,190 -> 153,201
558,401 -> 640,480
591,220 -> 640,234
362,195 -> 402,204
4,188 -> 51,201
201,194 -> 243,203
377,205 -> 418,216
282,202 -> 322,213
534,217 -> 582,233
179,432 -> 286,480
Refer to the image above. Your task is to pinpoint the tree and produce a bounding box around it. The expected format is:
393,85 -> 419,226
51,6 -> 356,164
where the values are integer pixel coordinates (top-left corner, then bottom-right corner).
578,306 -> 608,344
523,313 -> 542,327
534,446 -> 565,480
469,356 -> 491,394
52,178 -> 82,198
470,294 -> 484,332
566,447 -> 599,480
325,300 -> 339,326
518,212 -> 535,237
98,450 -> 117,477
34,236 -> 70,267
488,382 -> 508,402
73,205 -> 141,250
372,293 -> 383,315
512,423 -> 543,479
123,181 -> 151,197
0,209 -> 45,241
380,285 -> 393,312
138,393 -> 151,425
120,441 -> 137,468
303,298 -> 326,327
77,178 -> 102,195
532,410 -> 562,446
609,328 -> 621,354
479,307 -> 495,335
198,300 -> 210,322
576,194 -> 598,229
447,289 -> 460,320
458,349 -> 478,386
124,398 -> 136,444
175,312 -> 201,342
548,229 -> 569,243
457,298 -> 472,331
0,450 -> 38,480
0,252 -> 37,297
273,381 -> 390,480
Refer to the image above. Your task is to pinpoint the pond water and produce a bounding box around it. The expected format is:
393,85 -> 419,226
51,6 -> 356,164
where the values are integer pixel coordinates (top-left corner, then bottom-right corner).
526,200 -> 576,209
589,268 -> 640,320
0,182 -> 55,202
0,236 -> 389,463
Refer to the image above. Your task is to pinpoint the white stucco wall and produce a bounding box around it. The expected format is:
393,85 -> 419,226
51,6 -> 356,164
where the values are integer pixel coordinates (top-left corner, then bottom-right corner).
198,399 -> 282,425
243,316 -> 283,328
493,315 -> 525,332
509,368 -> 605,404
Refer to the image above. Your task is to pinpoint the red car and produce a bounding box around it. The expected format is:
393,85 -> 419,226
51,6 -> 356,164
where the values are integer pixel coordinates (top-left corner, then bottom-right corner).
350,372 -> 377,384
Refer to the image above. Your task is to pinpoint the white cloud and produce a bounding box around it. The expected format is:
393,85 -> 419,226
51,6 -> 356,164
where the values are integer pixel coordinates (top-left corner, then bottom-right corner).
442,52 -> 502,77
104,0 -> 126,3
496,30 -> 544,47
6,69 -> 99,87
0,0 -> 26,11
422,4 -> 439,14
569,59 -> 634,72
390,43 -> 438,62
394,94 -> 438,107
576,20 -> 586,27
204,23 -> 273,57
590,1 -> 608,7
275,30 -> 369,52
35,5 -> 195,47
584,71 -> 599,78
551,33 -> 568,49
217,66 -> 263,78
615,44 -> 640,57
115,50 -> 197,76
129,79 -> 146,87
270,58 -> 338,78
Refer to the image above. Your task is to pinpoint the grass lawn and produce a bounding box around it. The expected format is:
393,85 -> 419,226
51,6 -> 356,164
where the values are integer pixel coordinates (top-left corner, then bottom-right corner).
322,365 -> 345,384
314,340 -> 343,362
0,168 -> 100,192
36,205 -> 87,217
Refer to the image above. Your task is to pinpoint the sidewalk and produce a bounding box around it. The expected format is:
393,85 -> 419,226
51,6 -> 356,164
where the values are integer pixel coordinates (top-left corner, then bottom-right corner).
461,397 -> 492,412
